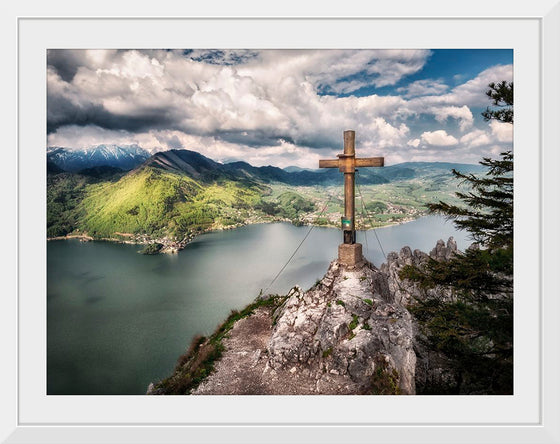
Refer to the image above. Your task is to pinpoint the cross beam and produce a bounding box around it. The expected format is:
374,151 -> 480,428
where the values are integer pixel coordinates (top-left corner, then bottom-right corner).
319,130 -> 384,266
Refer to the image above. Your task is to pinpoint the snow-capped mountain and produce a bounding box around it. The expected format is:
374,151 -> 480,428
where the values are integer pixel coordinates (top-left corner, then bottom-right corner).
47,144 -> 151,172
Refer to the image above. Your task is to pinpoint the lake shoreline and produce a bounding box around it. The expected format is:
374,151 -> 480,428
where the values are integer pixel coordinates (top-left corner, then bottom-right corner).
46,216 -> 422,254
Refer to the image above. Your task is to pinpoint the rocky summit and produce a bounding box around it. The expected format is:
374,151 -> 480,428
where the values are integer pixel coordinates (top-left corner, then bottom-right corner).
266,259 -> 416,395
150,238 -> 461,396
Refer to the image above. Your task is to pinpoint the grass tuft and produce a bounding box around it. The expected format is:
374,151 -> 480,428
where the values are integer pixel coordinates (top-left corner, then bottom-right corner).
348,314 -> 359,331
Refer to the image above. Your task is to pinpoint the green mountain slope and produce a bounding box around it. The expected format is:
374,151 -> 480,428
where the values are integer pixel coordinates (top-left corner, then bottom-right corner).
78,167 -> 203,238
47,148 -> 483,246
47,164 -> 315,242
76,166 -> 274,239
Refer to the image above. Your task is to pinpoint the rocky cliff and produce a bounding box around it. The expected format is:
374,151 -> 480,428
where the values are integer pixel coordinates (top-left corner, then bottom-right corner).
149,238 -> 461,395
265,259 -> 416,394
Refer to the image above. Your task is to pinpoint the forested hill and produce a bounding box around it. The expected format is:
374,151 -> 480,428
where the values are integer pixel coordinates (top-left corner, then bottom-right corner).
47,147 -> 486,246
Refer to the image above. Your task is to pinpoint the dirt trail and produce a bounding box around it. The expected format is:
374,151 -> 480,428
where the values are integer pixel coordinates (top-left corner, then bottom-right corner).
192,307 -> 354,395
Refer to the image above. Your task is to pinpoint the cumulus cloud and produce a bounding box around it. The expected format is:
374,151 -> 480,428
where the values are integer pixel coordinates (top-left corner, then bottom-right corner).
420,130 -> 459,146
449,64 -> 513,106
432,106 -> 473,131
460,129 -> 491,147
244,49 -> 432,94
48,49 -> 418,153
361,50 -> 432,88
404,64 -> 512,120
490,120 -> 513,143
48,51 -> 416,143
47,49 -> 513,166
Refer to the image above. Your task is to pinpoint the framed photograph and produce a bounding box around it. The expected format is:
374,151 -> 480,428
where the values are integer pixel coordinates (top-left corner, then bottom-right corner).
3,1 -> 559,443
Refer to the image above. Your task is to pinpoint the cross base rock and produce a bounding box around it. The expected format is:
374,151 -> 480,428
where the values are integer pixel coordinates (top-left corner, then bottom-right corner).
338,243 -> 363,267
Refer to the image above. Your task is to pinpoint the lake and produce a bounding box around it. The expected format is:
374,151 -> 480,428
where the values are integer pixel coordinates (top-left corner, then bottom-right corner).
47,216 -> 470,395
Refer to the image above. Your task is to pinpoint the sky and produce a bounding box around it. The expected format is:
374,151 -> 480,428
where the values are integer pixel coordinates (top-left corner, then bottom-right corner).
47,49 -> 513,168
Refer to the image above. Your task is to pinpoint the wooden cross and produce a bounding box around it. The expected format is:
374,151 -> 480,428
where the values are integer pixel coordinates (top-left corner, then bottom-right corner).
319,130 -> 384,248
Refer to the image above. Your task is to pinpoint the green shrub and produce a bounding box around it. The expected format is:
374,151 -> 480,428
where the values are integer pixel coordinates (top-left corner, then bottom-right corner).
364,355 -> 401,395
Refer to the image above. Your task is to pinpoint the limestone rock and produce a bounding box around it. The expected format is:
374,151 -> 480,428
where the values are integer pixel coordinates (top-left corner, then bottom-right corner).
267,236 -> 464,395
268,259 -> 416,395
380,237 -> 464,393
430,237 -> 457,261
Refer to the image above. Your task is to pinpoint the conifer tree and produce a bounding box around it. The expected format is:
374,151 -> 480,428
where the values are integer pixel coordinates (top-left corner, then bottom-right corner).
401,81 -> 513,394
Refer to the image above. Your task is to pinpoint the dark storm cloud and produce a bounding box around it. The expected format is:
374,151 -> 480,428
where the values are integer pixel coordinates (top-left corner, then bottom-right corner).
47,49 -> 88,82
46,94 -> 179,135
208,130 -> 339,151
46,94 -> 104,133
293,135 -> 340,150
212,130 -> 296,149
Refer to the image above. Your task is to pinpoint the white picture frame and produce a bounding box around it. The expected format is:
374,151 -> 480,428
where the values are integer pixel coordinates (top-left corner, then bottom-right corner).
2,1 -> 559,443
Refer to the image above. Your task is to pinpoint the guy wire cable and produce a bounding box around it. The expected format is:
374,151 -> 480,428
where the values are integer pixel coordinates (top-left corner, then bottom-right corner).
261,191 -> 335,295
356,170 -> 387,261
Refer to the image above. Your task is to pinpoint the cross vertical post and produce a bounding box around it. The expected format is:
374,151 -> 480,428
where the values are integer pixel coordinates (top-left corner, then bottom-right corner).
342,130 -> 356,245
319,130 -> 384,267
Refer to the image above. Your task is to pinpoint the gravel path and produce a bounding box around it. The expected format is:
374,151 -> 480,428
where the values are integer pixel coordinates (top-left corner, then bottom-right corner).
192,307 -> 355,395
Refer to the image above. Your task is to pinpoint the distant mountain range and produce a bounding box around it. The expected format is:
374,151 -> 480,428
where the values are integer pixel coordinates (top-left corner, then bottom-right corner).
47,145 -> 151,172
47,145 -> 486,184
282,165 -> 326,173
146,150 -> 487,185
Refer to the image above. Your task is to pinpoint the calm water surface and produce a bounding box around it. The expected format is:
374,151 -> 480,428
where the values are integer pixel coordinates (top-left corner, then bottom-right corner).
47,216 -> 470,395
